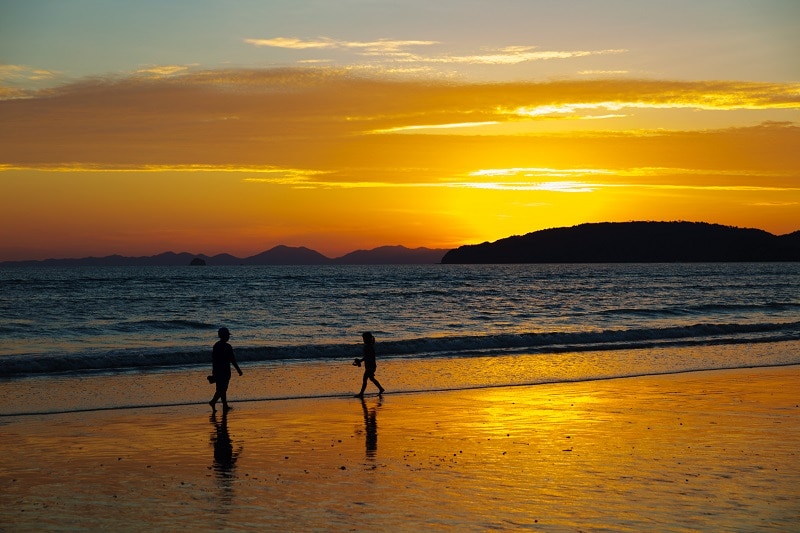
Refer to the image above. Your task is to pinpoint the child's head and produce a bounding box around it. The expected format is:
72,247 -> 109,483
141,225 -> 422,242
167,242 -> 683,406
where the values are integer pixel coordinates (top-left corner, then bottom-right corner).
362,332 -> 375,344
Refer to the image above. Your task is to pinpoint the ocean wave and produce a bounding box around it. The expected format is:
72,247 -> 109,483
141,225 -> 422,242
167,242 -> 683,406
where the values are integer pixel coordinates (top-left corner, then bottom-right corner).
599,302 -> 800,318
110,319 -> 215,332
1,320 -> 798,377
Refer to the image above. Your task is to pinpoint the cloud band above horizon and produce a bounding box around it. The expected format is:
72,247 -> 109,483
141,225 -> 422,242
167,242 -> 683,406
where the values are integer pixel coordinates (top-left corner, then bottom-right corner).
1,67 -> 798,261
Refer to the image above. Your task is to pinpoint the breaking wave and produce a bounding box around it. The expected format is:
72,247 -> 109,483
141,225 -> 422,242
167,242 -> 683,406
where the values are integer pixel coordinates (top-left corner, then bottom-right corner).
3,320 -> 798,377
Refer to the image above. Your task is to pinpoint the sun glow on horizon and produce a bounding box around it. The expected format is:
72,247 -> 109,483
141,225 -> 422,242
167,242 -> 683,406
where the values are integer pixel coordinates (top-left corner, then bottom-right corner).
1,1 -> 799,260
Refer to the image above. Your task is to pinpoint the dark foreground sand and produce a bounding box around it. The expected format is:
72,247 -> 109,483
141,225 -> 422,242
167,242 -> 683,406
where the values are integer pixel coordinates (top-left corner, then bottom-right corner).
2,365 -> 799,531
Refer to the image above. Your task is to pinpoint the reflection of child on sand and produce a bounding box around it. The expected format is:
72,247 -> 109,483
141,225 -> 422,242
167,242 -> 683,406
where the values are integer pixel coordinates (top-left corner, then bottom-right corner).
353,332 -> 385,398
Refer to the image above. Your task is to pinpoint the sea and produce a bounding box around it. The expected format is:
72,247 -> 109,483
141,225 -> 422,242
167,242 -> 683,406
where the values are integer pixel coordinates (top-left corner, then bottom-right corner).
1,263 -> 799,415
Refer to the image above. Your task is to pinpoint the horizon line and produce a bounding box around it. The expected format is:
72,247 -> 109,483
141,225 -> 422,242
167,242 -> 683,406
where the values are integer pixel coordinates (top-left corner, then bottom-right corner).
2,221 -> 799,265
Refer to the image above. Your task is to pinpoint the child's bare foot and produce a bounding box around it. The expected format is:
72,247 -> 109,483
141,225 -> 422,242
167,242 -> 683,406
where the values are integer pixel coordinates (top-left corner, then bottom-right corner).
209,401 -> 216,412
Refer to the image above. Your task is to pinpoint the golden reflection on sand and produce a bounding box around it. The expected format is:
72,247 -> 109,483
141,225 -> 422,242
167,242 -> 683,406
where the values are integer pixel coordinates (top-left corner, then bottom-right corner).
2,366 -> 798,530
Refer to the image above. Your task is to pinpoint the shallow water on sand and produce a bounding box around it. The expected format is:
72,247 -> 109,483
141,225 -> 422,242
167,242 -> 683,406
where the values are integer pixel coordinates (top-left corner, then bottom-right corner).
2,366 -> 799,531
2,340 -> 798,416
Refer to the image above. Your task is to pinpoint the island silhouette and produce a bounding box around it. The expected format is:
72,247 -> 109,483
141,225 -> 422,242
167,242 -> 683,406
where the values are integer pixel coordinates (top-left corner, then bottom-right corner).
442,222 -> 800,263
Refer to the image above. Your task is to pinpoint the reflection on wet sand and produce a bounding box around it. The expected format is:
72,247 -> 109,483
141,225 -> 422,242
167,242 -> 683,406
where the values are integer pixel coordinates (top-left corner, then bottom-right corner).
210,411 -> 242,513
3,366 -> 798,531
360,398 -> 381,459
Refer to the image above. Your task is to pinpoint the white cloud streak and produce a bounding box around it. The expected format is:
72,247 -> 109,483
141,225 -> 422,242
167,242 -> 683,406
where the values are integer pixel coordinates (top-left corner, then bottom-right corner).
424,47 -> 627,65
245,37 -> 439,52
134,65 -> 193,77
0,64 -> 59,82
244,37 -> 626,66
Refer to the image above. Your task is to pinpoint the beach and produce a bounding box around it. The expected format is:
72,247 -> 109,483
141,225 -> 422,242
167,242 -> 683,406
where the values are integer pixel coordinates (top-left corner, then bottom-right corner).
2,365 -> 798,531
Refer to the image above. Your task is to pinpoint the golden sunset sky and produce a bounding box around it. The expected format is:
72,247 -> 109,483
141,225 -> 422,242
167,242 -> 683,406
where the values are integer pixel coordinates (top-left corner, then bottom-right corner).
1,0 -> 798,260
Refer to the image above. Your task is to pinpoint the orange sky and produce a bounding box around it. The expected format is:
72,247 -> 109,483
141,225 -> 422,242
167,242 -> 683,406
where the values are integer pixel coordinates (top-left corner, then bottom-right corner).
1,2 -> 799,260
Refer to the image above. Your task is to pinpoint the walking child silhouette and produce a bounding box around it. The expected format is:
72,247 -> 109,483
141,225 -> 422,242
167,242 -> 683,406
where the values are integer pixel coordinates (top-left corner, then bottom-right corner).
353,332 -> 385,398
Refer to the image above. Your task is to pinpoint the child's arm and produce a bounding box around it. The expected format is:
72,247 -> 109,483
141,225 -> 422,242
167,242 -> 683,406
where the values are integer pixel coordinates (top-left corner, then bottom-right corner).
230,352 -> 243,375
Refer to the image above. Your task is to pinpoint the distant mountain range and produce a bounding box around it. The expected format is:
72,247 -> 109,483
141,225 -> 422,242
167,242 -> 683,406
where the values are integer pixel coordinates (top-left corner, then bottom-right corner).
442,222 -> 800,263
4,222 -> 800,267
0,245 -> 449,267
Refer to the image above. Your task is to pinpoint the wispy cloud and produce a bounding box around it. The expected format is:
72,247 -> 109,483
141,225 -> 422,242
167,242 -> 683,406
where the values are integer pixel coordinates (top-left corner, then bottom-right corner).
579,70 -> 630,76
437,180 -> 800,194
246,37 -> 335,49
423,47 -> 627,66
453,167 -> 800,194
245,37 -> 438,53
0,162 -> 328,176
241,165 -> 800,193
245,37 -> 626,67
134,65 -> 193,78
751,201 -> 799,207
372,121 -> 500,134
504,83 -> 800,118
0,64 -> 61,98
1,68 -> 798,180
469,168 -> 614,178
448,180 -> 599,192
21,162 -> 791,195
0,64 -> 59,82
468,166 -> 798,180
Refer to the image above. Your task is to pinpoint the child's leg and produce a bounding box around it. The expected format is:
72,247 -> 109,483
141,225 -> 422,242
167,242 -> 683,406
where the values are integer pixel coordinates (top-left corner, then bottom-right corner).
209,392 -> 220,410
215,379 -> 230,409
220,391 -> 228,408
370,376 -> 385,393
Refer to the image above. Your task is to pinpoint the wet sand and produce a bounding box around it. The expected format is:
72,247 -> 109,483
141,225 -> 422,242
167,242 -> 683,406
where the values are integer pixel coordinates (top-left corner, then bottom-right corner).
2,365 -> 799,531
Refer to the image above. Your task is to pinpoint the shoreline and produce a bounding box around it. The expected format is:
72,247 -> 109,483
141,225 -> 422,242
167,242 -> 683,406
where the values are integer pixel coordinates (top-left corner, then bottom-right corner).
3,338 -> 799,417
2,361 -> 800,418
3,365 -> 799,531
